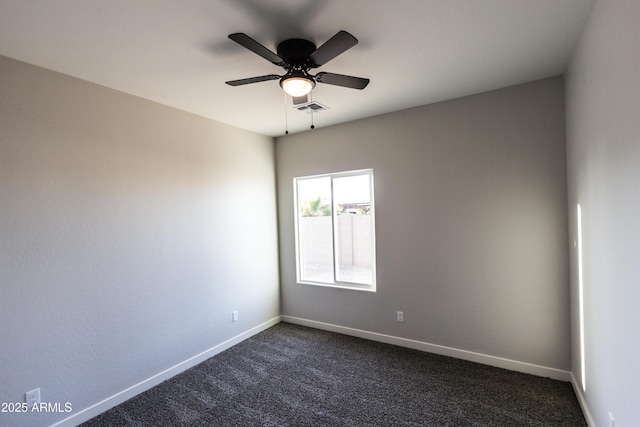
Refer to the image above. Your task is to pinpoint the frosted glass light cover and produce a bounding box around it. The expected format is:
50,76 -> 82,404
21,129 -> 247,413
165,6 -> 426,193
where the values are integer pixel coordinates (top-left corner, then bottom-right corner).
282,77 -> 314,97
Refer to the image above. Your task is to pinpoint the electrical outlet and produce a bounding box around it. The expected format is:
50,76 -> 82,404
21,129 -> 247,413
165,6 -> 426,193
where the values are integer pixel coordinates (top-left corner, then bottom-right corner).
25,388 -> 40,406
396,311 -> 404,322
608,412 -> 614,427
232,310 -> 239,323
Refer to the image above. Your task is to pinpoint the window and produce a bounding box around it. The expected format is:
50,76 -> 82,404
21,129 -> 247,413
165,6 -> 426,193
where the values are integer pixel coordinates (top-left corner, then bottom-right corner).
294,169 -> 376,291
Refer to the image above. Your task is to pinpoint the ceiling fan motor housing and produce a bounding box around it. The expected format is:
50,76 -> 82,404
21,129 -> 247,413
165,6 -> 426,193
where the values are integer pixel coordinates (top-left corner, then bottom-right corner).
276,39 -> 317,68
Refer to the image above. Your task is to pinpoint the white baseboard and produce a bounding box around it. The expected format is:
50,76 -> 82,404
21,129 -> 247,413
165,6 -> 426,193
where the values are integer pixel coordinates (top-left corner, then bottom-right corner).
281,315 -> 572,382
570,372 -> 595,426
51,316 -> 281,427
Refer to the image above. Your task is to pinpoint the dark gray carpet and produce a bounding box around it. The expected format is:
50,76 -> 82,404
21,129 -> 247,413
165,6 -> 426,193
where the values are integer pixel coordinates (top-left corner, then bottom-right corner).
81,322 -> 586,426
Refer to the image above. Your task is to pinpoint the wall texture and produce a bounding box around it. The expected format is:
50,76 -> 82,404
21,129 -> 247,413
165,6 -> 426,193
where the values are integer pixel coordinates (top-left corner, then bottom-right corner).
565,0 -> 640,425
0,55 -> 279,426
277,77 -> 570,372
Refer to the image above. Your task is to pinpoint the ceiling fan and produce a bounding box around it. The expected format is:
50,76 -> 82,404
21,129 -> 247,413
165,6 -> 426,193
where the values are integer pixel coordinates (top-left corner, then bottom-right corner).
225,30 -> 370,97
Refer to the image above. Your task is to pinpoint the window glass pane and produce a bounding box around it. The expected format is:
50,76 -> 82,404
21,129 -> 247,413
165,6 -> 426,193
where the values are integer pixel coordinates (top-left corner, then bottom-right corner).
333,174 -> 373,285
294,169 -> 376,291
296,177 -> 334,283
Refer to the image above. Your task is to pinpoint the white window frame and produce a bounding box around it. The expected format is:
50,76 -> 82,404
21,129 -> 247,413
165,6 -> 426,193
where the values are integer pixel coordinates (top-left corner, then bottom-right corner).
293,169 -> 376,292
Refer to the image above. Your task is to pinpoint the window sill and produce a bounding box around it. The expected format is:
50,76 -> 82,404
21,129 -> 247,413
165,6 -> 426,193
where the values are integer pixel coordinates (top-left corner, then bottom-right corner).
297,280 -> 376,292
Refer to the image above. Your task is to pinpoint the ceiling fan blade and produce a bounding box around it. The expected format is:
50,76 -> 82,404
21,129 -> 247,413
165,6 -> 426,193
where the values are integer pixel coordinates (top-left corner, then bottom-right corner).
309,30 -> 358,67
228,33 -> 284,66
225,74 -> 281,86
315,72 -> 370,89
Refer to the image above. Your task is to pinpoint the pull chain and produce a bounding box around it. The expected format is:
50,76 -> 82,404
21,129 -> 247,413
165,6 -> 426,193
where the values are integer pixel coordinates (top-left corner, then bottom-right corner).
310,91 -> 315,130
284,91 -> 289,135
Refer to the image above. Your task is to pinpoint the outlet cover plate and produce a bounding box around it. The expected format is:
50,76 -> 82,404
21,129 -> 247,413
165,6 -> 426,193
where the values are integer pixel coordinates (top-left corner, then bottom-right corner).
26,388 -> 40,406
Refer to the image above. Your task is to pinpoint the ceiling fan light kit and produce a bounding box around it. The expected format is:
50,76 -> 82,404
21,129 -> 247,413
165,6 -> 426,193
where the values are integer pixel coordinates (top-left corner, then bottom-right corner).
280,71 -> 316,97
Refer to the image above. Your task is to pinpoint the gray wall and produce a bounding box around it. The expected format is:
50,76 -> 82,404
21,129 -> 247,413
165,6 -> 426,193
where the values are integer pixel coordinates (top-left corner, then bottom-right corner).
566,0 -> 640,425
277,77 -> 570,371
0,56 -> 279,426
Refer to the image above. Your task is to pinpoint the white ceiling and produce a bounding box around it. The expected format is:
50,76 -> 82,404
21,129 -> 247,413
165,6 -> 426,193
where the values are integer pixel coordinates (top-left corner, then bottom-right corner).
0,0 -> 594,137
